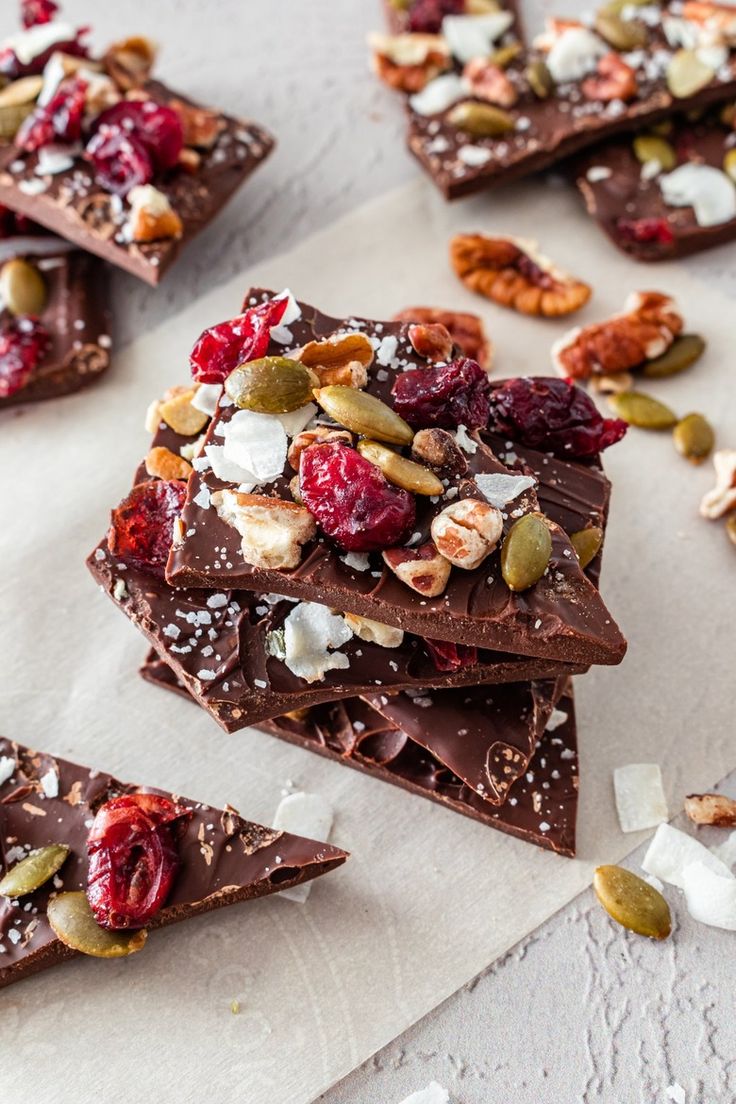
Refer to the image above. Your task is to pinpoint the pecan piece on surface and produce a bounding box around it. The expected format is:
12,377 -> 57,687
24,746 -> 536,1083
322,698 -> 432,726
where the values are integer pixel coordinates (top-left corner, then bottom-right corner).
463,58 -> 518,107
408,322 -> 453,362
582,52 -> 638,102
411,427 -> 468,475
369,32 -> 451,92
450,234 -> 591,318
685,792 -> 736,827
295,332 -> 373,389
699,449 -> 736,519
382,540 -> 452,596
287,427 -> 353,471
103,35 -> 156,90
431,497 -> 503,569
211,490 -> 316,570
552,291 -> 684,380
145,446 -> 193,482
394,306 -> 492,370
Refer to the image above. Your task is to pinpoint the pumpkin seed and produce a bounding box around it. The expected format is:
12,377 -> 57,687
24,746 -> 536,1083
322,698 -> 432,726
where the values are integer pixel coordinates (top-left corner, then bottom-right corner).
607,390 -> 678,430
594,865 -> 672,940
673,412 -> 714,463
666,49 -> 714,99
723,148 -> 736,183
314,385 -> 414,445
0,75 -> 44,107
224,357 -> 318,414
446,101 -> 515,137
0,844 -> 70,899
357,439 -> 444,495
720,102 -> 736,127
726,515 -> 736,547
595,10 -> 648,50
570,526 -> 604,570
642,333 -> 705,378
0,257 -> 48,317
466,0 -> 501,11
501,512 -> 552,592
0,101 -> 34,139
489,42 -> 523,68
632,134 -> 676,170
526,58 -> 555,99
47,892 -> 148,958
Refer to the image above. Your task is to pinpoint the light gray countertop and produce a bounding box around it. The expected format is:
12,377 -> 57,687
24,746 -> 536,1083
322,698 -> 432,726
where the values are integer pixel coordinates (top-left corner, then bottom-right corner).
26,2 -> 736,1101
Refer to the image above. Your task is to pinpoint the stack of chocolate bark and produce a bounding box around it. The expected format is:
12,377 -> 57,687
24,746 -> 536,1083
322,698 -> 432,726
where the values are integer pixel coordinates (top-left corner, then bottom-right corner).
88,289 -> 629,858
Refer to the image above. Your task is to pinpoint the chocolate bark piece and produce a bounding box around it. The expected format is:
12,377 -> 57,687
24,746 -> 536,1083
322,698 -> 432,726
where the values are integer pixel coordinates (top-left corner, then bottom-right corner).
0,80 -> 273,285
0,737 -> 347,989
167,292 -> 626,666
0,236 -> 111,408
573,111 -> 736,261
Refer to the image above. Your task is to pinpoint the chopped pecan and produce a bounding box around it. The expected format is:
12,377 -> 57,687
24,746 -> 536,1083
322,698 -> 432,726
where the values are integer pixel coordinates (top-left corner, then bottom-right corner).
343,612 -> 404,648
124,185 -> 183,243
681,0 -> 736,35
411,427 -> 468,475
369,32 -> 451,93
685,792 -> 736,826
144,446 -> 193,482
552,291 -> 684,379
382,540 -> 452,596
177,147 -> 202,174
296,332 -> 373,376
582,53 -> 638,102
430,498 -> 503,569
103,36 -> 156,90
394,306 -> 492,370
169,98 -> 226,150
408,322 -> 453,363
463,58 -> 518,107
699,449 -> 736,519
287,427 -> 353,471
450,234 -> 591,318
211,490 -> 317,570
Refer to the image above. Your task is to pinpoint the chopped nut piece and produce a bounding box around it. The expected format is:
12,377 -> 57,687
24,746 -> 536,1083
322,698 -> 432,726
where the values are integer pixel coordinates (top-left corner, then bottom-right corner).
159,387 -> 210,437
295,332 -> 374,383
145,446 -> 193,482
369,32 -> 451,92
699,448 -> 736,518
211,490 -> 317,570
463,58 -> 518,107
408,322 -> 453,363
144,396 -> 163,434
124,185 -> 183,243
382,540 -> 452,596
431,497 -> 503,570
177,147 -> 202,173
411,427 -> 468,475
169,98 -> 226,150
582,52 -> 638,102
685,793 -> 736,827
103,35 -> 156,90
590,371 -> 635,396
451,234 -> 591,318
343,612 -> 404,648
394,307 -> 492,370
287,427 -> 353,471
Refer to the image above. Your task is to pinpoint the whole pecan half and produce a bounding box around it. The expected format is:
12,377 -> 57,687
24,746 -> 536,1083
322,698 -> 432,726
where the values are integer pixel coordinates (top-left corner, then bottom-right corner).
450,234 -> 591,318
393,306 -> 492,370
552,291 -> 684,380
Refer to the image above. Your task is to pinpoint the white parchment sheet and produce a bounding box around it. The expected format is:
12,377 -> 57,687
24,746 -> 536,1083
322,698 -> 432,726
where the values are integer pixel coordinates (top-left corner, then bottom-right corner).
1,178 -> 734,1104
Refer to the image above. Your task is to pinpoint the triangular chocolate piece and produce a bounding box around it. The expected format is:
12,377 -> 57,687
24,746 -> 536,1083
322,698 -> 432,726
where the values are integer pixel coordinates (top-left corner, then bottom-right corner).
0,738 -> 347,989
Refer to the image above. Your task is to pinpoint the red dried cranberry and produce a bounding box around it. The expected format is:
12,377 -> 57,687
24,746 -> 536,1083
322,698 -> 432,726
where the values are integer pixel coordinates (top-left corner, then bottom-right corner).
107,479 -> 186,578
0,26 -> 88,80
0,316 -> 49,398
392,357 -> 490,430
189,297 -> 289,384
300,441 -> 416,553
15,75 -> 87,152
87,792 -> 191,930
615,217 -> 675,247
21,0 -> 59,27
407,0 -> 464,32
85,127 -> 154,196
92,101 -> 184,172
424,638 -> 478,672
487,377 -> 627,459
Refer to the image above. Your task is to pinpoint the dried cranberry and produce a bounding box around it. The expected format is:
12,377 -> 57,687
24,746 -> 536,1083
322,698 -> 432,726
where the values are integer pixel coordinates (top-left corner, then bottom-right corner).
92,101 -> 184,172
0,26 -> 88,80
87,793 -> 191,930
615,217 -> 675,247
392,357 -> 490,430
15,75 -> 87,152
407,0 -> 464,32
189,297 -> 289,384
85,127 -> 154,196
300,441 -> 416,552
0,316 -> 49,399
487,377 -> 627,459
107,479 -> 186,578
424,638 -> 478,672
21,0 -> 59,27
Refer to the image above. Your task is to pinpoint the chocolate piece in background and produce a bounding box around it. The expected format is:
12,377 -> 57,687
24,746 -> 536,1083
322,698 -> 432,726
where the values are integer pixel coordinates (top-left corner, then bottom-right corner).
573,111 -> 736,261
0,736 -> 347,990
384,0 -> 526,41
0,235 -> 111,408
140,650 -> 578,856
168,292 -> 625,666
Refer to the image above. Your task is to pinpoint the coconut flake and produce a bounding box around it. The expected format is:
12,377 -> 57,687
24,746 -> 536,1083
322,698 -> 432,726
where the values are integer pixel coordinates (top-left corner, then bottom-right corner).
410,73 -> 466,116
192,383 -> 223,416
545,708 -> 568,732
586,165 -> 612,182
454,424 -> 478,454
613,763 -> 668,833
204,444 -> 256,485
711,830 -> 736,870
35,146 -> 75,176
222,410 -> 287,484
642,823 -> 733,889
0,756 -> 15,787
457,144 -> 493,166
442,12 -> 514,63
282,603 -> 353,683
399,1085 -> 450,1104
2,22 -> 77,65
39,768 -> 59,799
476,472 -> 537,510
277,402 -> 317,437
341,551 -> 371,572
682,860 -> 736,931
546,27 -> 607,82
272,792 -> 334,903
660,163 -> 736,228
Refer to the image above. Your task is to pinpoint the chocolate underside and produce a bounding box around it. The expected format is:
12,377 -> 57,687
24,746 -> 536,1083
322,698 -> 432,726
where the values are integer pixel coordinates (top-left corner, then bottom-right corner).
167,291 -> 625,666
0,240 -> 111,408
0,737 -> 347,989
0,81 -> 274,285
574,112 -> 736,261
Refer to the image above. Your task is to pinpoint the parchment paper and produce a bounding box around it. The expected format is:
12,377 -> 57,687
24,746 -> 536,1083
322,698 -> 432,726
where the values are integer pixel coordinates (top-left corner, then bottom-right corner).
1,178 -> 734,1104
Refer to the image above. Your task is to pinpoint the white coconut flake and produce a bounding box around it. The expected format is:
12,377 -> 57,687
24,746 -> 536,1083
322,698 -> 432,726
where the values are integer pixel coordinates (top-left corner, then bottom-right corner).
409,73 -> 466,116
272,792 -> 334,903
545,708 -> 568,732
222,409 -> 287,484
192,383 -> 222,416
711,830 -> 736,870
586,165 -> 612,183
454,424 -> 478,454
682,860 -> 736,931
277,402 -> 317,437
2,22 -> 76,65
457,144 -> 493,167
204,444 -> 256,485
39,769 -> 59,799
642,823 -> 733,889
399,1084 -> 450,1104
341,551 -> 371,572
18,178 -> 48,196
475,472 -> 537,510
272,287 -> 301,326
442,11 -> 514,63
35,146 -> 75,176
282,603 -> 353,683
660,163 -> 736,228
0,757 -> 16,786
613,763 -> 668,833
193,484 -> 211,510
546,27 -> 607,82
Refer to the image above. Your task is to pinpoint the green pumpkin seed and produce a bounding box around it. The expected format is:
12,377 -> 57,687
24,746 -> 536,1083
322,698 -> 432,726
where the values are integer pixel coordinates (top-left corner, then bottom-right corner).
0,844 -> 70,899
0,257 -> 48,317
357,439 -> 443,495
526,58 -> 555,99
501,512 -> 553,592
489,42 -> 523,68
570,526 -> 604,570
666,49 -> 715,99
47,892 -> 148,958
726,515 -> 736,547
642,333 -> 705,378
314,385 -> 414,446
446,101 -> 515,137
673,412 -> 714,463
723,148 -> 736,183
632,134 -> 676,170
224,357 -> 318,414
594,865 -> 671,940
607,390 -> 678,430
595,10 -> 648,50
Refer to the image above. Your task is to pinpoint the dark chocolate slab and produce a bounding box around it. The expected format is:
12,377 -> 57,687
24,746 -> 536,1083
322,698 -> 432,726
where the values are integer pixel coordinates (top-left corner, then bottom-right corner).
0,737 -> 347,989
168,292 -> 626,666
